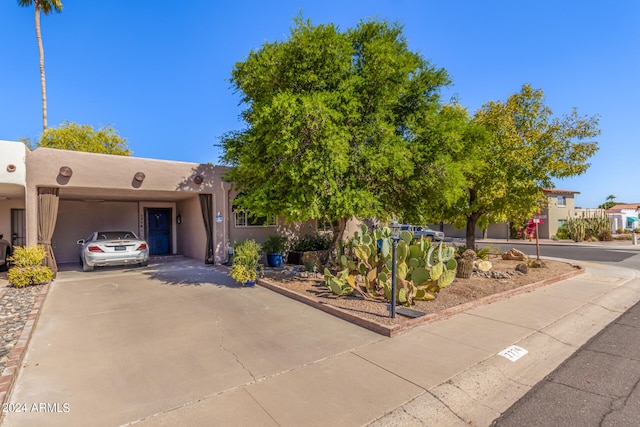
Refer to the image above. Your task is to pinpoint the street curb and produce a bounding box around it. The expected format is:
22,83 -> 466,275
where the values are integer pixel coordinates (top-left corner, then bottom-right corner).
257,266 -> 585,337
0,283 -> 50,410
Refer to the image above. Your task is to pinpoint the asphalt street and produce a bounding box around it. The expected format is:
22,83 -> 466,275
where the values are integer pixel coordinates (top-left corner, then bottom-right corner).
485,240 -> 640,426
492,296 -> 640,427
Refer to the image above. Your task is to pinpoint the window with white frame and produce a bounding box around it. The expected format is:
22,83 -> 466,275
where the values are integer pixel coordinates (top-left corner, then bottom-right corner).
557,195 -> 566,206
232,203 -> 276,227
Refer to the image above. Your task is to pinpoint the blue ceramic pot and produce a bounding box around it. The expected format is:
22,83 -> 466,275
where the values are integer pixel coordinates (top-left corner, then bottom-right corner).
266,253 -> 283,268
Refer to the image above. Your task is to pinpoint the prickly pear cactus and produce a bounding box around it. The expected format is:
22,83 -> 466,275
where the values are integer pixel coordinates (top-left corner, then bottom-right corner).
324,226 -> 458,306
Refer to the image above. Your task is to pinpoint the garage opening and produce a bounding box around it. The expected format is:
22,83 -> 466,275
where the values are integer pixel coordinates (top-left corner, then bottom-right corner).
145,208 -> 172,255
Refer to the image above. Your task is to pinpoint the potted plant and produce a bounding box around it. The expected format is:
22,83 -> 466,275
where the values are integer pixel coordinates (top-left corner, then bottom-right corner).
262,235 -> 287,268
230,239 -> 262,286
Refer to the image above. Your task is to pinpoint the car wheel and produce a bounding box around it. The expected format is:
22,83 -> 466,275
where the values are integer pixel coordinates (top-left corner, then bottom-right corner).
140,261 -> 148,267
82,258 -> 94,272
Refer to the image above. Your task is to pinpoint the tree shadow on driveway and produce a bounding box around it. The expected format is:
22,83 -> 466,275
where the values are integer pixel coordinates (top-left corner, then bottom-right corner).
58,257 -> 242,288
142,263 -> 240,288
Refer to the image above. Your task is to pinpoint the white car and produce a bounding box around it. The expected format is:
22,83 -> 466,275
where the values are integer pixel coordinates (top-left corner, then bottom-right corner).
399,224 -> 445,242
77,231 -> 149,272
0,233 -> 11,272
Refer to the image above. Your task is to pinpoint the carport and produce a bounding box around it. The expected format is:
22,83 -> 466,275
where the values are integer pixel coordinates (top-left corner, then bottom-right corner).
24,147 -> 231,271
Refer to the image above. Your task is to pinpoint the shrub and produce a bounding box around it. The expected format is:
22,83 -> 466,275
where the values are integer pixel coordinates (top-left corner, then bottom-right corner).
290,234 -> 332,252
598,229 -> 613,241
7,245 -> 54,288
555,225 -> 569,240
262,235 -> 288,254
230,240 -> 262,284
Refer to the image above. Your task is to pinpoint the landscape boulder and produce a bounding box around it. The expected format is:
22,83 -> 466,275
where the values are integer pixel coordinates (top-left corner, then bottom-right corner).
515,263 -> 529,274
502,248 -> 528,261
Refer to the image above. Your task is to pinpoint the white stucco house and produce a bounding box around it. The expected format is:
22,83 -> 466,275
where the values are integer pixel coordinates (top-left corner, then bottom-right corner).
606,204 -> 640,232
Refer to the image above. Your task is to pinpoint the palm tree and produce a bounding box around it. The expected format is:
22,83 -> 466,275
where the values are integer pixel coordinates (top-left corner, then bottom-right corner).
18,0 -> 63,132
599,194 -> 616,210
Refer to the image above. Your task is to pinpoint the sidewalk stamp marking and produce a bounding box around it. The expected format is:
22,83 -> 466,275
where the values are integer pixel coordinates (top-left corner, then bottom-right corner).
499,345 -> 528,362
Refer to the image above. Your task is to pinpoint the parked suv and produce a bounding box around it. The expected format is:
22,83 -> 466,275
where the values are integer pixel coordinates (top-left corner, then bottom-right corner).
399,224 -> 445,242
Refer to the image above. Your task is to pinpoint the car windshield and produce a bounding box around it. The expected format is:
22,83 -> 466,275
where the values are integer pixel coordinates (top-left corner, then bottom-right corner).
96,231 -> 137,240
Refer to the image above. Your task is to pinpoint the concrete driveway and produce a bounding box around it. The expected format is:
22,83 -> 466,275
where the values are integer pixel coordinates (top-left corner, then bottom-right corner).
3,257 -> 640,426
2,258 -> 387,426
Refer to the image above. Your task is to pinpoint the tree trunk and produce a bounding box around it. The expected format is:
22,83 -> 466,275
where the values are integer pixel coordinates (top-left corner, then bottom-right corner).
35,5 -> 48,131
465,188 -> 483,249
465,215 -> 477,250
331,217 -> 348,259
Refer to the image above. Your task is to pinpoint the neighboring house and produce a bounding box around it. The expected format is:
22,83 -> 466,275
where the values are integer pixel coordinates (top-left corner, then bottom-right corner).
0,140 -> 351,271
606,204 -> 640,232
433,188 -> 586,240
537,188 -> 581,239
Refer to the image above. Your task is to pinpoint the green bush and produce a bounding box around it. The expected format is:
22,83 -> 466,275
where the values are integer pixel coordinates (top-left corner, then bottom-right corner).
262,235 -> 288,254
230,239 -> 262,284
555,225 -> 569,240
7,246 -> 54,288
290,234 -> 332,252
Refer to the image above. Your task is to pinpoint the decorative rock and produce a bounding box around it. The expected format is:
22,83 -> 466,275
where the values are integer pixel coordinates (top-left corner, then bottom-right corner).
515,263 -> 529,274
0,284 -> 43,374
476,260 -> 493,272
530,259 -> 547,268
502,248 -> 528,261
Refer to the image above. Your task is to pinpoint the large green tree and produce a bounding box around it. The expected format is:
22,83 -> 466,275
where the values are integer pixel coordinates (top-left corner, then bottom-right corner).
36,121 -> 132,155
220,17 -> 450,243
438,84 -> 600,249
18,0 -> 63,131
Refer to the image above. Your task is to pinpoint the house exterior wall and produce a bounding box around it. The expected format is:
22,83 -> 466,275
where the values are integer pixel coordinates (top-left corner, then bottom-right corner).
176,196 -> 206,260
0,141 -> 27,240
25,147 -> 227,264
539,191 -> 577,239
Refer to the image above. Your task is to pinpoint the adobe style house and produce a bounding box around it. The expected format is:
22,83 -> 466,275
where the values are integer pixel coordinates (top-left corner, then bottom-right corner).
0,140 -> 329,272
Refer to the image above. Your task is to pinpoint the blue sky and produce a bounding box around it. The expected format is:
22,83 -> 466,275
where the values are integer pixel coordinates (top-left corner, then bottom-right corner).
1,0 -> 638,208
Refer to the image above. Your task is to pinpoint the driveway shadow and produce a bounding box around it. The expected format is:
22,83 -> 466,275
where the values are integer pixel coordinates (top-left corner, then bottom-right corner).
143,264 -> 240,288
57,257 -> 243,288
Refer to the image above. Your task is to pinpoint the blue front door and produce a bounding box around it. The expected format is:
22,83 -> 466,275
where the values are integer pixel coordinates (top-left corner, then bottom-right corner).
146,208 -> 171,255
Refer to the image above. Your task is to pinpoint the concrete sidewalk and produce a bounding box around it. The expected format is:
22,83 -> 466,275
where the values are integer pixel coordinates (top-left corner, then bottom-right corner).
2,259 -> 639,426
492,298 -> 640,426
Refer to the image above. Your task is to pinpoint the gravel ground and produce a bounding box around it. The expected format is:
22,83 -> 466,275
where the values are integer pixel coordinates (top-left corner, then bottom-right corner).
0,284 -> 44,371
261,257 -> 581,327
